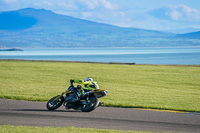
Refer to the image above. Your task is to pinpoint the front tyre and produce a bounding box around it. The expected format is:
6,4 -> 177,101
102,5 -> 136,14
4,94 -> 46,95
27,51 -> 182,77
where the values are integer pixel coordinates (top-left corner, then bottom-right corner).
81,96 -> 99,112
46,95 -> 64,110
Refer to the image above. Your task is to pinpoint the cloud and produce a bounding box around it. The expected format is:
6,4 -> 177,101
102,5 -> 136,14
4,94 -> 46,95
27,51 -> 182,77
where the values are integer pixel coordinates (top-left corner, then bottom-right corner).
57,2 -> 78,10
150,5 -> 200,22
30,0 -> 118,16
2,0 -> 17,3
33,1 -> 53,7
38,0 -> 117,11
78,0 -> 116,10
2,0 -> 199,31
48,0 -> 123,27
0,0 -> 20,11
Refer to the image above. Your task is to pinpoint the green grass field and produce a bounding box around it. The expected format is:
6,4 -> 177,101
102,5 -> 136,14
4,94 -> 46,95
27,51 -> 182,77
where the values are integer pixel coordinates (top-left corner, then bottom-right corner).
0,60 -> 200,112
0,125 -> 155,133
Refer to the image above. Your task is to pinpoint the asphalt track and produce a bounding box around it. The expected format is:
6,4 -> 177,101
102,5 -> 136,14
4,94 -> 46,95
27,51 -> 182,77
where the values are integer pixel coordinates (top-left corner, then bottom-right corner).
0,99 -> 200,133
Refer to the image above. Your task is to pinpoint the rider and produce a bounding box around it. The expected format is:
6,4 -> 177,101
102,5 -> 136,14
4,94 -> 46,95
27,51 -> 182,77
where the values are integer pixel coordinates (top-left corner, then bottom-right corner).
70,77 -> 99,102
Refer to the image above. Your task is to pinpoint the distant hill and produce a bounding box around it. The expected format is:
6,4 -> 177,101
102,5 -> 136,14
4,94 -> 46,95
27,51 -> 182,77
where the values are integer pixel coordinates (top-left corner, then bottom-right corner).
176,31 -> 200,39
0,48 -> 23,51
166,27 -> 200,34
0,8 -> 200,48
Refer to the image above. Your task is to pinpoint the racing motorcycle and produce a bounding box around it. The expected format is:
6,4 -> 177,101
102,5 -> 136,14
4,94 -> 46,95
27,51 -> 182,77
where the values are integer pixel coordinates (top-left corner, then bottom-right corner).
46,81 -> 108,112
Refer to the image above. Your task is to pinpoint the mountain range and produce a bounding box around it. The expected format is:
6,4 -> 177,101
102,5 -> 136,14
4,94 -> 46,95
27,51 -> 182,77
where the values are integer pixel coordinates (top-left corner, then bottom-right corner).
0,8 -> 200,48
165,27 -> 200,34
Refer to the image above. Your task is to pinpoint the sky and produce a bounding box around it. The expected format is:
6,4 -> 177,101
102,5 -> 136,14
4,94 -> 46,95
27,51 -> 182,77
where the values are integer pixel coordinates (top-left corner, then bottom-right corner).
0,0 -> 200,31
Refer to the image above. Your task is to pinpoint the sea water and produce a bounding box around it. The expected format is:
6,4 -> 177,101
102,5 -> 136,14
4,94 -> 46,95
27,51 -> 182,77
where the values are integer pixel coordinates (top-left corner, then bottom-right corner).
0,47 -> 200,65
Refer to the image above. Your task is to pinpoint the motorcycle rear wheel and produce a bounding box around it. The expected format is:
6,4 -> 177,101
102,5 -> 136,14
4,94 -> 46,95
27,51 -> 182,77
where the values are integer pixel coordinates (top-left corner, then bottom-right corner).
81,96 -> 99,112
46,95 -> 64,110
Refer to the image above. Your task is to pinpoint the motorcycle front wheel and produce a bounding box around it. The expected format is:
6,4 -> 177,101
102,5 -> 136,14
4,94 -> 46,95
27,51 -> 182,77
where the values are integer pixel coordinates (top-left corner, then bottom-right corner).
81,96 -> 99,112
46,95 -> 64,110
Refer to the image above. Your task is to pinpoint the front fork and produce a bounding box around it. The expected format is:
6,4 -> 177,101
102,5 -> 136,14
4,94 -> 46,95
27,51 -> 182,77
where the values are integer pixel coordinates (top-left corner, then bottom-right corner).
52,95 -> 63,102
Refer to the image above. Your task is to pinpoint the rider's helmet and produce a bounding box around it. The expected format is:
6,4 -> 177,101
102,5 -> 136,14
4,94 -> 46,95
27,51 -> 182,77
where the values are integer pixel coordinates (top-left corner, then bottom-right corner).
84,77 -> 93,82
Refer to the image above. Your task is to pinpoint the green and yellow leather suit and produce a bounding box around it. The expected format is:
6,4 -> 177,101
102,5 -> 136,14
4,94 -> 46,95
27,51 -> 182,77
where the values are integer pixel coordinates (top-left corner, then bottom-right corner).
74,79 -> 99,90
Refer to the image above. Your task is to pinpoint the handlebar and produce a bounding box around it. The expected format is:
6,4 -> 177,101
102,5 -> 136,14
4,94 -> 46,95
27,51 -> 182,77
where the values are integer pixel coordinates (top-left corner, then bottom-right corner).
67,80 -> 74,88
70,80 -> 74,83
70,82 -> 74,88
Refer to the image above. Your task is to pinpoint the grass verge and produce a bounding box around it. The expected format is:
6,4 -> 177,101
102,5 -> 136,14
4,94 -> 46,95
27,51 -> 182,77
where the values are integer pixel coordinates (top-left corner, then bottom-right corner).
0,60 -> 200,112
0,125 -> 154,133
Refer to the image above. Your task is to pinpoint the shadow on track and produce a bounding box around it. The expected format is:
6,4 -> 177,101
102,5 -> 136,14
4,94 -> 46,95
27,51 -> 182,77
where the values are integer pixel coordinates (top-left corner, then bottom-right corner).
12,109 -> 81,112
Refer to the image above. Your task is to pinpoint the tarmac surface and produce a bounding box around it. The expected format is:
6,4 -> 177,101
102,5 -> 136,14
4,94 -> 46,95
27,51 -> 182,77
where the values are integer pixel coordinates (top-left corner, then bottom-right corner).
0,99 -> 200,133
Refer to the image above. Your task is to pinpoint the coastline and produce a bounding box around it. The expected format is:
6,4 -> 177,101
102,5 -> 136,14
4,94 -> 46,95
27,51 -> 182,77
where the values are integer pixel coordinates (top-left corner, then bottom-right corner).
0,48 -> 23,51
1,59 -> 200,67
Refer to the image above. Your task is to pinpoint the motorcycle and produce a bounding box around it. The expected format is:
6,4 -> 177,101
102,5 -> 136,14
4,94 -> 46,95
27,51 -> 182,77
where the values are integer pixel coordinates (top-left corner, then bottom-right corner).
46,81 -> 108,112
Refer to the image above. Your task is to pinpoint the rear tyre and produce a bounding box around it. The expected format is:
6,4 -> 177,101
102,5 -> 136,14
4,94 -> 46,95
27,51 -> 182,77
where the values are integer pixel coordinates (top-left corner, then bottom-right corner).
81,96 -> 99,112
46,95 -> 64,110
